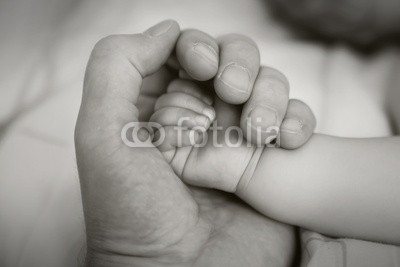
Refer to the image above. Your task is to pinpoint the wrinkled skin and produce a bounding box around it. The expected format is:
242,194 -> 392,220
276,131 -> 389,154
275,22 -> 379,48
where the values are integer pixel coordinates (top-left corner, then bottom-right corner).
75,21 -> 295,267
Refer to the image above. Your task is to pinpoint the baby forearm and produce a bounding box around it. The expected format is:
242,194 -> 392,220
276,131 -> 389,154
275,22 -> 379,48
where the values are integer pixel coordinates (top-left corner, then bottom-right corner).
236,134 -> 400,244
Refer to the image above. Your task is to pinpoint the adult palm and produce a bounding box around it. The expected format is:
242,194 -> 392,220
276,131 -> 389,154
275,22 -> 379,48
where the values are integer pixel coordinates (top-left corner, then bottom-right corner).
75,20 -> 294,267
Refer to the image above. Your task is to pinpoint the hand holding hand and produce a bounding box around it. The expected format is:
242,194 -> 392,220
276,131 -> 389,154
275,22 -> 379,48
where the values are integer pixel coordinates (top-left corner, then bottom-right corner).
75,21 -> 297,267
150,77 -> 316,193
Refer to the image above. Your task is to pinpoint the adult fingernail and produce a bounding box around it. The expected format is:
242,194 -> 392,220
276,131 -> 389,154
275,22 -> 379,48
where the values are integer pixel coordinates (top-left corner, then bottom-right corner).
281,118 -> 303,134
144,20 -> 173,37
193,42 -> 218,67
247,105 -> 278,131
202,107 -> 215,121
219,63 -> 250,93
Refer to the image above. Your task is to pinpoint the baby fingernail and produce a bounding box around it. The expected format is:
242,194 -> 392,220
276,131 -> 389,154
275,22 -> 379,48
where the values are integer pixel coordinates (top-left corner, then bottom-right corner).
219,63 -> 250,93
144,20 -> 173,37
189,130 -> 202,144
195,115 -> 210,128
193,42 -> 218,67
202,107 -> 215,121
202,95 -> 213,105
247,105 -> 278,131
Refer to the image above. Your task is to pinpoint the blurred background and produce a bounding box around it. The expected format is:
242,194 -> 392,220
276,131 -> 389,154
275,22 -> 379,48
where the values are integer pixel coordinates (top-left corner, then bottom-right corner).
1,0 -> 400,266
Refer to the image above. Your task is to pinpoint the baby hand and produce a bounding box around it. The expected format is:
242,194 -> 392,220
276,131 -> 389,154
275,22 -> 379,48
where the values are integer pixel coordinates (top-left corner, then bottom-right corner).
150,78 -> 255,192
150,78 -> 315,193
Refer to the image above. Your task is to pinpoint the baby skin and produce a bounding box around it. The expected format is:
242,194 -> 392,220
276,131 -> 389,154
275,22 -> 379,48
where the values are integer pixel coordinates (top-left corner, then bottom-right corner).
150,77 -> 400,246
150,73 -> 314,192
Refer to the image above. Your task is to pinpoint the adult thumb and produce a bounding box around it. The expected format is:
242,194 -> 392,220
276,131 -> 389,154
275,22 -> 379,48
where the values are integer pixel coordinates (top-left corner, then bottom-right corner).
81,20 -> 180,120
75,21 -> 202,261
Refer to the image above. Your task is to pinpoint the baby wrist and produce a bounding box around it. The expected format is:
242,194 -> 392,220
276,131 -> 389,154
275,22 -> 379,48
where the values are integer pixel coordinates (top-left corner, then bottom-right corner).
235,146 -> 265,196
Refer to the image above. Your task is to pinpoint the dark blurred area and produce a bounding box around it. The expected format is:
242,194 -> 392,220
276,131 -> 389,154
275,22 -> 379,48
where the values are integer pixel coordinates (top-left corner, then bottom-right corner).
268,0 -> 400,51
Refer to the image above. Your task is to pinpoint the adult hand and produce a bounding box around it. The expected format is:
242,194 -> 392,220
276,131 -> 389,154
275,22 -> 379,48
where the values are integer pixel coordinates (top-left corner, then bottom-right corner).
75,20 -> 296,267
176,29 -> 315,148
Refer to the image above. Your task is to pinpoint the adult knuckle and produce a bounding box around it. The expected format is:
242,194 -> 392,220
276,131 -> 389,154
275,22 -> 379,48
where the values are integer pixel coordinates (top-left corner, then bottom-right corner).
223,33 -> 256,44
227,40 -> 258,55
92,35 -> 121,56
289,98 -> 303,107
265,80 -> 287,100
259,67 -> 290,94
